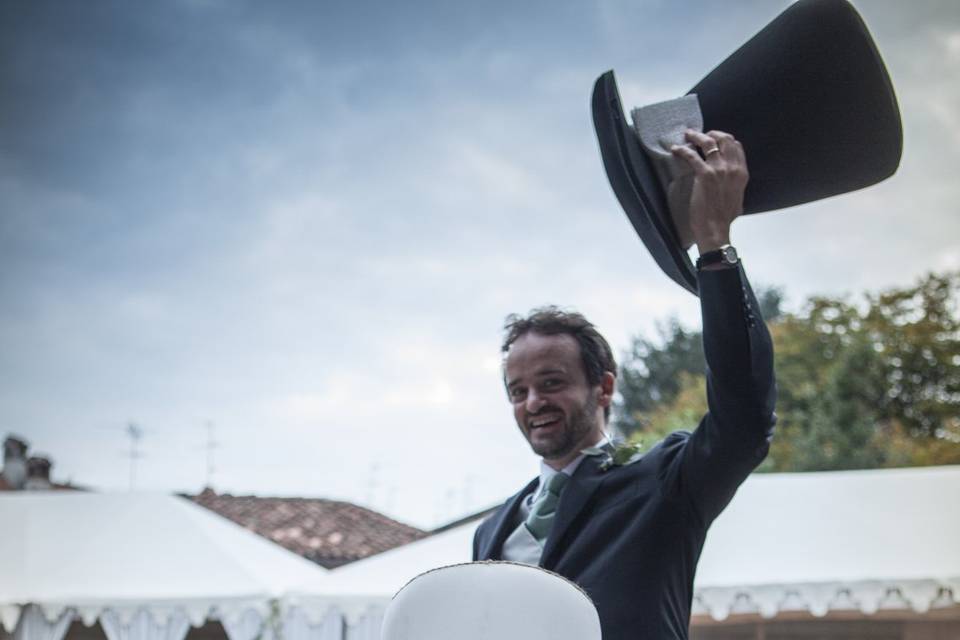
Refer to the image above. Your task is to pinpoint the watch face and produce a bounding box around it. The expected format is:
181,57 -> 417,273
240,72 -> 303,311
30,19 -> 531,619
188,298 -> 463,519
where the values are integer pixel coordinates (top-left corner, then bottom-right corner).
721,246 -> 739,264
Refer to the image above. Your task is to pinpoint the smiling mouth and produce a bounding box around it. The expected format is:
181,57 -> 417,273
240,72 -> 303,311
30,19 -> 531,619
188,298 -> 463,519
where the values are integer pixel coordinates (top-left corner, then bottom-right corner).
528,414 -> 563,430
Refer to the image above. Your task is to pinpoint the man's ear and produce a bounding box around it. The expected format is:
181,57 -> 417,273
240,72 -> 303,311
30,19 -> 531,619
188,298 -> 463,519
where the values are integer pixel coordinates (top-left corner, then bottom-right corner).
598,372 -> 616,408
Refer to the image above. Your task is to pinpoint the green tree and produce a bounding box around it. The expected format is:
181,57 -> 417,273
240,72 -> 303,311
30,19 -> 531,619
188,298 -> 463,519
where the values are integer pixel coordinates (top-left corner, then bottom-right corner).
615,319 -> 704,436
614,286 -> 782,437
864,273 -> 960,438
614,273 -> 960,471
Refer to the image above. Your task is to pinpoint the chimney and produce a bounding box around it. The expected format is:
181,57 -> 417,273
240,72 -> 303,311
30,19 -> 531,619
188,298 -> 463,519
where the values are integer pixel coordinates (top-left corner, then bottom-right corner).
2,435 -> 29,490
24,456 -> 53,490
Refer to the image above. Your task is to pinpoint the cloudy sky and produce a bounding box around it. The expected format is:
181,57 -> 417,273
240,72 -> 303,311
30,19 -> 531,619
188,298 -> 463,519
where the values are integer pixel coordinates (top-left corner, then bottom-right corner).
2,0 -> 958,528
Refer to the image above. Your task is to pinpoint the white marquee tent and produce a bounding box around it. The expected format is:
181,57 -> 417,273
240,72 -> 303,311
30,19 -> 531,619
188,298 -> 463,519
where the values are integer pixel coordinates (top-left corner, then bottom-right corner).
292,465 -> 960,629
0,493 -> 371,640
691,464 -> 960,621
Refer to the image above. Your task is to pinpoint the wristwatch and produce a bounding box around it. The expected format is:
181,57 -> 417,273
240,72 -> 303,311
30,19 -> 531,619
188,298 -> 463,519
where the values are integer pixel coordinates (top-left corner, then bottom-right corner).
696,244 -> 739,270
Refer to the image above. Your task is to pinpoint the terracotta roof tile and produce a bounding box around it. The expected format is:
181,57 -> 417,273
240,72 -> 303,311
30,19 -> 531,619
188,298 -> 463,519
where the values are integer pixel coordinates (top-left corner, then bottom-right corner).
187,489 -> 427,568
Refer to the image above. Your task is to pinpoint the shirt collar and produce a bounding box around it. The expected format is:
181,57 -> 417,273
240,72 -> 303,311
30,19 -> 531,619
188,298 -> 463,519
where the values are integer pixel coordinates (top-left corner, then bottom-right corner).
535,434 -> 610,498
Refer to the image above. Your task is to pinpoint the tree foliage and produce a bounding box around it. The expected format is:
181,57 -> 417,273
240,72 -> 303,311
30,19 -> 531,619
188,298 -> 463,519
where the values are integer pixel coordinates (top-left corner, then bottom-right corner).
616,320 -> 705,436
613,273 -> 960,471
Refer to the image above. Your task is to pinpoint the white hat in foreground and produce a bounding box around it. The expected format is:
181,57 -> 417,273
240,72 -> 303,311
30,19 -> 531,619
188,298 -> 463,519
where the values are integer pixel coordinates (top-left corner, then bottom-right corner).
381,561 -> 601,640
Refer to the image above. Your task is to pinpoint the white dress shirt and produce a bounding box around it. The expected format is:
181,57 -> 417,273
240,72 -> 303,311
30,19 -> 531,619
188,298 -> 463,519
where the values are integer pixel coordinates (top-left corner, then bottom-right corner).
501,435 -> 610,565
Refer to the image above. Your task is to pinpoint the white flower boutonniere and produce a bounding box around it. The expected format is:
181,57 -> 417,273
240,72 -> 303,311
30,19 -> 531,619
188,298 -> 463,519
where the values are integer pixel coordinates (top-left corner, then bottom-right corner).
581,441 -> 644,472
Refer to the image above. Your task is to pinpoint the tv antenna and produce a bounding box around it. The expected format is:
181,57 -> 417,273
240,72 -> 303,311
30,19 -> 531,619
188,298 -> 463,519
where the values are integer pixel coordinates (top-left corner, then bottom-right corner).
204,420 -> 219,490
125,422 -> 144,490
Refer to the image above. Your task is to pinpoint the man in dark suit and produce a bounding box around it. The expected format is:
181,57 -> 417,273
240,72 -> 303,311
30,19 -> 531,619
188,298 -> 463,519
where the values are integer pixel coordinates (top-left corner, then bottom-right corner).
473,130 -> 776,640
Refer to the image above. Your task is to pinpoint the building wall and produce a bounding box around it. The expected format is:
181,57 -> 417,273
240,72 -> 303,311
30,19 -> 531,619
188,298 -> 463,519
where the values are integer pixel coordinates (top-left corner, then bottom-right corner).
691,619 -> 960,640
62,621 -> 228,640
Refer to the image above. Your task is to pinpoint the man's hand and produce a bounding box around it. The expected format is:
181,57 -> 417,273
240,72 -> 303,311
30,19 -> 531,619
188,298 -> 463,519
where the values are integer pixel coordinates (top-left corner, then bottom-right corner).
671,129 -> 749,254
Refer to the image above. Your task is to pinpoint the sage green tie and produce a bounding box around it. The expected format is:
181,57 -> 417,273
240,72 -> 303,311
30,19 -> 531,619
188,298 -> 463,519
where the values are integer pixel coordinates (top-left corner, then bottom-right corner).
524,472 -> 569,543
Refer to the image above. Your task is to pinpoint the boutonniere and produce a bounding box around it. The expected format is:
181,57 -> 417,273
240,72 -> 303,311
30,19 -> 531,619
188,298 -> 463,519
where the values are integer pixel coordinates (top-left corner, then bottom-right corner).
581,441 -> 644,471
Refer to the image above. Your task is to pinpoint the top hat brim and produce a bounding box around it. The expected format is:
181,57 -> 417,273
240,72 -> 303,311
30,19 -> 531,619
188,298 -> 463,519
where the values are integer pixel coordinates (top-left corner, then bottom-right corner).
592,0 -> 903,295
592,71 -> 697,294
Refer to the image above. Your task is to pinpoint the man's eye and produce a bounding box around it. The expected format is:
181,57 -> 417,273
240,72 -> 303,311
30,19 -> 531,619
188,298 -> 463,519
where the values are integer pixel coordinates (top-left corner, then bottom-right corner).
509,388 -> 526,400
542,379 -> 561,389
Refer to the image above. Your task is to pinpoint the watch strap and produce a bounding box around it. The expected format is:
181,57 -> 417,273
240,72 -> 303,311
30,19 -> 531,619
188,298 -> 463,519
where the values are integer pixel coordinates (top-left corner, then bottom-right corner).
696,245 -> 738,270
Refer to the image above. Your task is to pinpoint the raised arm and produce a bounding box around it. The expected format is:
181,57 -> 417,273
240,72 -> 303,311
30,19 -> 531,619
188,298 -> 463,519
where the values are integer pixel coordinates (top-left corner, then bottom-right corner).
666,130 -> 777,524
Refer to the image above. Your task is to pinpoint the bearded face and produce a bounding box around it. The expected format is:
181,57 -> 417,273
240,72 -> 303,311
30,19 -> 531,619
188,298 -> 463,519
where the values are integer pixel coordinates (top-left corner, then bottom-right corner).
504,332 -> 609,468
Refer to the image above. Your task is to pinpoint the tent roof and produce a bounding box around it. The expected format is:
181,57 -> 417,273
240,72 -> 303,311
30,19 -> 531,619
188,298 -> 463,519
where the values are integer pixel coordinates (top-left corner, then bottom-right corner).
0,492 -> 330,630
695,464 -> 960,586
304,465 -> 960,621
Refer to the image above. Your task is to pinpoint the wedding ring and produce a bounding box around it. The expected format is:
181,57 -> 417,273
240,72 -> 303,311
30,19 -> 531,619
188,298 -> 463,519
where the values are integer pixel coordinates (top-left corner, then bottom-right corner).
704,146 -> 720,157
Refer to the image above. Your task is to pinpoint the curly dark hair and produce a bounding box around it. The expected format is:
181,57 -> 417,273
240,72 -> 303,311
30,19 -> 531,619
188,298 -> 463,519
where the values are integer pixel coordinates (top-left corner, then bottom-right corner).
501,306 -> 616,421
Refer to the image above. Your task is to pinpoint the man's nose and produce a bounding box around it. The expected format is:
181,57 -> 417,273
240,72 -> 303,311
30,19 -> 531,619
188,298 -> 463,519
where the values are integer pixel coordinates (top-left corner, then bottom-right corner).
526,390 -> 547,413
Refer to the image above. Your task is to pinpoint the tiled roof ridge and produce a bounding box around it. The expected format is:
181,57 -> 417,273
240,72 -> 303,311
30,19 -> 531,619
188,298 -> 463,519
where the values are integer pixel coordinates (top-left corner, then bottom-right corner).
186,489 -> 428,568
189,490 -> 423,530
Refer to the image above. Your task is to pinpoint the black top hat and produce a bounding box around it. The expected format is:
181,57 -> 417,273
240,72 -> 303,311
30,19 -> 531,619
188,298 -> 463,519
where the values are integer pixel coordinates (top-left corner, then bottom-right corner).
592,0 -> 902,294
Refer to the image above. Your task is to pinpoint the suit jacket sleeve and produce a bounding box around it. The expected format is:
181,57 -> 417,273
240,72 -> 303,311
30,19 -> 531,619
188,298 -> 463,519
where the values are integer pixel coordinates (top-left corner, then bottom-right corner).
664,263 -> 777,525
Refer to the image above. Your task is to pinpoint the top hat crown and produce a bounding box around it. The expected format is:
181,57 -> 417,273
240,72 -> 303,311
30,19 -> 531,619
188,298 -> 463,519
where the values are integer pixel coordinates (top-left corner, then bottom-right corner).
592,0 -> 903,294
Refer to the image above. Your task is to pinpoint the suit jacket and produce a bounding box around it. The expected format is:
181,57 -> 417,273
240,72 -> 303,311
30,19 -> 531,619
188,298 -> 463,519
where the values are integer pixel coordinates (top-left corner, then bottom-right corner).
473,264 -> 776,640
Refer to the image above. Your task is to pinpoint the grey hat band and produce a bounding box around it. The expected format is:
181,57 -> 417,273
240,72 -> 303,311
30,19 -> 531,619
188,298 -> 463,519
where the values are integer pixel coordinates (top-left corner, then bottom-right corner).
631,94 -> 704,250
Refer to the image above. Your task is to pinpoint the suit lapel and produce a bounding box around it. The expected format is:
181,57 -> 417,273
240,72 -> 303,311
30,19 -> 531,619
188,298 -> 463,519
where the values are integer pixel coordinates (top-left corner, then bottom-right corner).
540,454 -> 606,569
477,477 -> 539,560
